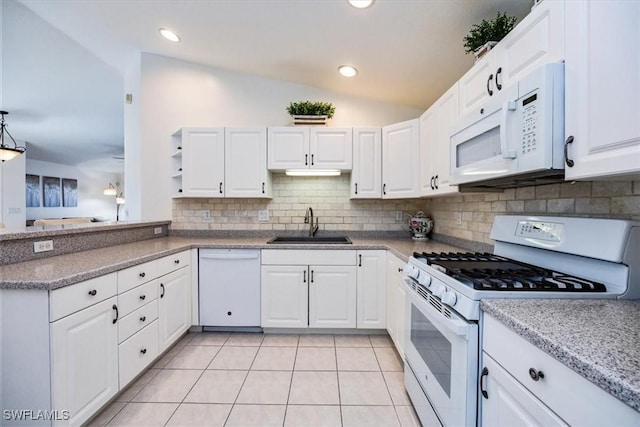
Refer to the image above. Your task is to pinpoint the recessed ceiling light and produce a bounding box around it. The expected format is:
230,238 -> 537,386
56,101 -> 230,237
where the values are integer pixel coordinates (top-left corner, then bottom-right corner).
348,0 -> 374,9
159,28 -> 181,42
338,65 -> 358,77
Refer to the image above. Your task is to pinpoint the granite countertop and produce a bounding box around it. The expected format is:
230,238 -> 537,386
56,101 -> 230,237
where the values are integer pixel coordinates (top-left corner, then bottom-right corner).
0,236 -> 461,290
0,220 -> 171,241
481,299 -> 640,412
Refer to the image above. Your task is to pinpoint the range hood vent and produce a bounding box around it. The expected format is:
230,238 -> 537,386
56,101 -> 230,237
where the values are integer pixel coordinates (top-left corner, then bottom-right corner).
458,169 -> 565,191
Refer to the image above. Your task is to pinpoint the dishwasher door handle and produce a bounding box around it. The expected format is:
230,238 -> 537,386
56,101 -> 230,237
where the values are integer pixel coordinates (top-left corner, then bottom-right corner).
200,254 -> 259,260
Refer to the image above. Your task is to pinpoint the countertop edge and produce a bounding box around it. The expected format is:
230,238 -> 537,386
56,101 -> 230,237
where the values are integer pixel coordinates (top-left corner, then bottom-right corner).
0,237 -> 449,291
481,300 -> 640,413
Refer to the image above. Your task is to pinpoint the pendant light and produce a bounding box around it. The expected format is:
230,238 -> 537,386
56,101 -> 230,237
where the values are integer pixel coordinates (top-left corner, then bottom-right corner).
0,111 -> 26,162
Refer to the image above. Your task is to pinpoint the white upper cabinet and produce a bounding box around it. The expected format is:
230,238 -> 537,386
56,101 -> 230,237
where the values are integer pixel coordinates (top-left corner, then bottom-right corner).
225,127 -> 272,197
564,0 -> 640,180
382,119 -> 420,199
310,128 -> 353,169
172,127 -> 271,198
267,127 -> 309,169
268,127 -> 353,171
419,83 -> 460,197
172,127 -> 224,197
351,127 -> 382,199
459,1 -> 564,118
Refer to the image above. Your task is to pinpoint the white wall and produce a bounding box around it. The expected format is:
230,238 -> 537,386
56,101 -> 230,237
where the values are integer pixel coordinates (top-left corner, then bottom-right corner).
127,53 -> 424,221
0,154 -> 26,229
25,159 -> 123,221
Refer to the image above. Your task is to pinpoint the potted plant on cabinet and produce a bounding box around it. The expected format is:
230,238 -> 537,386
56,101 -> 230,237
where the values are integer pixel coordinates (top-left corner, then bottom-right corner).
286,101 -> 336,125
463,12 -> 518,61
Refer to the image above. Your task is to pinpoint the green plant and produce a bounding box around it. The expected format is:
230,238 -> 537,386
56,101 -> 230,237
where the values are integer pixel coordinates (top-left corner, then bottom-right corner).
463,12 -> 518,54
286,101 -> 335,119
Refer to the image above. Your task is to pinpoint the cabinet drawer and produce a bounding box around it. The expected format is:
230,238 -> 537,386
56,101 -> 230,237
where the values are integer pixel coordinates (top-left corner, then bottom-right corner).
118,260 -> 158,293
261,249 -> 356,265
483,314 -> 640,426
118,280 -> 159,317
157,251 -> 191,277
118,320 -> 159,388
50,273 -> 117,321
118,300 -> 158,343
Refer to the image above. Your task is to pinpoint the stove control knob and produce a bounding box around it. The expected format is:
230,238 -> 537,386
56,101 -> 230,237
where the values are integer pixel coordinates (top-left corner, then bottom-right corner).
404,264 -> 420,279
441,290 -> 458,306
417,273 -> 431,287
431,283 -> 445,298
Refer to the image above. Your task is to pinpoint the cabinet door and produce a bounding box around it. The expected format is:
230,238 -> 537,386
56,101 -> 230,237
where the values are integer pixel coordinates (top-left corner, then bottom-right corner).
481,353 -> 568,427
564,1 -> 640,180
356,250 -> 387,329
182,128 -> 225,197
267,127 -> 309,170
458,51 -> 496,118
158,267 -> 191,353
309,265 -> 357,328
261,265 -> 308,328
419,106 -> 438,196
310,127 -> 353,170
498,0 -> 564,88
386,254 -> 405,356
50,297 -> 119,426
351,127 -> 382,199
382,119 -> 420,199
225,127 -> 271,197
432,84 -> 459,194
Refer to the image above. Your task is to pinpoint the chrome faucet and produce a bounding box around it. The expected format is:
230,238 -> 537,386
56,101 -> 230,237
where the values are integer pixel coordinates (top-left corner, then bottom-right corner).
304,207 -> 319,237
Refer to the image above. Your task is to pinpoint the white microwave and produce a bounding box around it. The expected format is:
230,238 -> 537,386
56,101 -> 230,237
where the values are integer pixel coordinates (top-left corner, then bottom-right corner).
450,62 -> 565,188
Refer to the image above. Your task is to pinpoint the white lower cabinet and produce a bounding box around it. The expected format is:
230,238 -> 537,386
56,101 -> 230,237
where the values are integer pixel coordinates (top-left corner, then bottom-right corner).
356,250 -> 387,329
50,297 -> 119,426
158,266 -> 192,353
481,353 -> 567,426
118,320 -> 160,386
261,265 -> 308,328
386,253 -> 406,357
482,313 -> 640,426
261,250 -> 357,329
309,265 -> 356,328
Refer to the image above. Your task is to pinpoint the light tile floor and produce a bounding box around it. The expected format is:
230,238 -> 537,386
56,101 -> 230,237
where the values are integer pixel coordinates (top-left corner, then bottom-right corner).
90,332 -> 422,427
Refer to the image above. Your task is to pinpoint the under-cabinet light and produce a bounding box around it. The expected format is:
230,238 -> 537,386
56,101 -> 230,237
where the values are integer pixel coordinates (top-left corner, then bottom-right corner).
348,0 -> 375,9
338,65 -> 358,77
285,169 -> 341,177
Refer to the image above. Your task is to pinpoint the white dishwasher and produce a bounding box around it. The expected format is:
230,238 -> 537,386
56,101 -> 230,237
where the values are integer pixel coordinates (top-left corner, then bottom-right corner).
198,249 -> 261,329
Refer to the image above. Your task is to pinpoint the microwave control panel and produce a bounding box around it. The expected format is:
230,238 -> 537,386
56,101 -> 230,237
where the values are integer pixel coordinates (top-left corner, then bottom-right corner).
521,93 -> 538,155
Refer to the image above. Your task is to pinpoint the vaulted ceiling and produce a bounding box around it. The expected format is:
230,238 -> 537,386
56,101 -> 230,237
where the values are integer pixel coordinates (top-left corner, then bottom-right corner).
2,0 -> 532,169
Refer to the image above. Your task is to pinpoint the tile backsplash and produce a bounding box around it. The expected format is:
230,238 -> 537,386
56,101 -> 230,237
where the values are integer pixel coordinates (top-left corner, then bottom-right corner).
429,180 -> 640,245
172,176 -> 640,246
172,174 -> 428,235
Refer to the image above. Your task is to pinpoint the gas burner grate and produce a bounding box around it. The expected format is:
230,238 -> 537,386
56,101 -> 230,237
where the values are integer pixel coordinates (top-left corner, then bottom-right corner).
416,252 -> 606,292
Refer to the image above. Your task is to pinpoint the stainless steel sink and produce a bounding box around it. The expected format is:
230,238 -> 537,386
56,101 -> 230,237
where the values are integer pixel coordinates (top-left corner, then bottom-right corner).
267,236 -> 352,244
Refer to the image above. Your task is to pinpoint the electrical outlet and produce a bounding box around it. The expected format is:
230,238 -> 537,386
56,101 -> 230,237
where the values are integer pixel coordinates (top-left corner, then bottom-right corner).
34,240 -> 54,253
395,211 -> 403,221
196,209 -> 211,220
258,210 -> 269,221
154,227 -> 163,235
454,212 -> 462,225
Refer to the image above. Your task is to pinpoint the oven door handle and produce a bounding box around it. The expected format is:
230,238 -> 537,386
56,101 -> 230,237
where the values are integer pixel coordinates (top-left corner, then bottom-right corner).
403,277 -> 471,338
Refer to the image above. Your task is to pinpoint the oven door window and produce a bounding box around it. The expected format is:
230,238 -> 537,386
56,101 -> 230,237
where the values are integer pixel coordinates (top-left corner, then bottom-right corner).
410,305 -> 452,397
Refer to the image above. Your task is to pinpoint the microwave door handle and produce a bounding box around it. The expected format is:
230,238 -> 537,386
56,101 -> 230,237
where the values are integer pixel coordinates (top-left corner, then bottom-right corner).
500,101 -> 518,159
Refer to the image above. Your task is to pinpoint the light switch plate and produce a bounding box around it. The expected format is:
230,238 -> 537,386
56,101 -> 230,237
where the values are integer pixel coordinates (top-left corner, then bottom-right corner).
396,211 -> 403,221
454,212 -> 462,225
258,210 -> 269,221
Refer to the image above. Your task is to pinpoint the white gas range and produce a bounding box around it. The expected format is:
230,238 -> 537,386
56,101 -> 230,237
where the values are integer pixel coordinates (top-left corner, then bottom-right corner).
402,215 -> 640,427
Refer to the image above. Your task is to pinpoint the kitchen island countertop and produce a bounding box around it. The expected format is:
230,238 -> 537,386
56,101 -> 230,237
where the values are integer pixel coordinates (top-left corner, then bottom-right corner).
0,236 -> 461,290
481,299 -> 640,413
